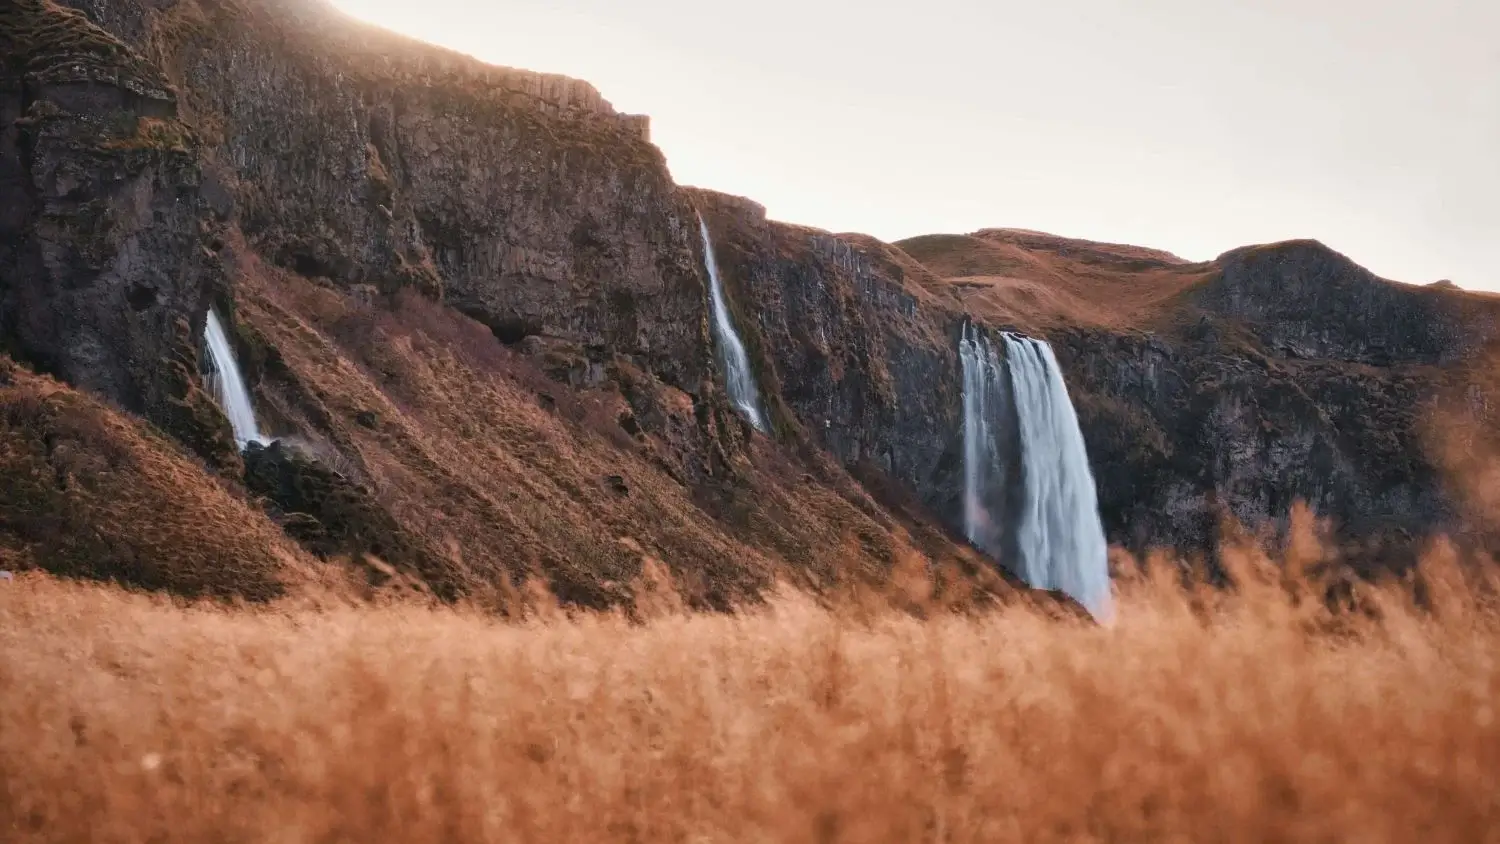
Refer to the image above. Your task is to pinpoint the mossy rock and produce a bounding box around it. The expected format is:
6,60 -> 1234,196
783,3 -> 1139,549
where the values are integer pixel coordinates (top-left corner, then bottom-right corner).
0,0 -> 173,95
242,440 -> 421,570
153,319 -> 242,474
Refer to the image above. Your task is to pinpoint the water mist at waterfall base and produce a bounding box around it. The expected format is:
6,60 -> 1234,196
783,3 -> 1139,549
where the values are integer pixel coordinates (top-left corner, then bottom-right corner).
698,215 -> 767,432
960,325 -> 1113,620
204,308 -> 269,449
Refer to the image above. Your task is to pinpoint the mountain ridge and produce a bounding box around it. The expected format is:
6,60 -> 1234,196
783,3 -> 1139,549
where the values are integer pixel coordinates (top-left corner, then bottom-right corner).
2,0 -> 1494,605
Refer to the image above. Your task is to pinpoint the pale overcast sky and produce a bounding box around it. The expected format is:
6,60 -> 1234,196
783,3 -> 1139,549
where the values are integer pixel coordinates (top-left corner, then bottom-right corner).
332,0 -> 1498,289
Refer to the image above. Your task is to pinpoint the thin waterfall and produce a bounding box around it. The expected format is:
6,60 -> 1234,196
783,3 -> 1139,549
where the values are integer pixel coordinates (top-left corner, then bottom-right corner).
203,308 -> 268,449
960,325 -> 1112,620
698,215 -> 767,432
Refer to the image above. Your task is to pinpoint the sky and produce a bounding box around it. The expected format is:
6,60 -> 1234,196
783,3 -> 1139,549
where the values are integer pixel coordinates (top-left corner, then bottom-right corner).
331,0 -> 1498,289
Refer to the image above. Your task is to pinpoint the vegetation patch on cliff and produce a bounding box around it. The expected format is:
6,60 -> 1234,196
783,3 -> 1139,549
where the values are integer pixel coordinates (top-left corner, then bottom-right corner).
98,115 -> 194,152
0,0 -> 172,95
0,357 -> 311,599
224,252 -> 968,610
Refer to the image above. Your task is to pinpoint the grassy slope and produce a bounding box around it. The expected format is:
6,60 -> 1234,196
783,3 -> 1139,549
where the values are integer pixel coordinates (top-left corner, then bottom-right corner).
896,229 -> 1216,332
0,358 -> 316,598
231,249 -> 1021,609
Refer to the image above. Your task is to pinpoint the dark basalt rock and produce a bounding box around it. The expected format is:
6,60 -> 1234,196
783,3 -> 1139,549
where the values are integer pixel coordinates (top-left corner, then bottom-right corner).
0,0 -> 236,470
1051,324 -> 1460,561
1195,240 -> 1482,366
243,439 -> 420,570
690,188 -> 964,508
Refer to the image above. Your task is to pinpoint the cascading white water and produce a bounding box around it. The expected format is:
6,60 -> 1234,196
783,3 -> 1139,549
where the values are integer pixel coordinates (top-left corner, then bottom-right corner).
1002,333 -> 1112,619
960,325 -> 1112,620
698,215 -> 767,432
960,323 -> 1007,556
203,308 -> 268,449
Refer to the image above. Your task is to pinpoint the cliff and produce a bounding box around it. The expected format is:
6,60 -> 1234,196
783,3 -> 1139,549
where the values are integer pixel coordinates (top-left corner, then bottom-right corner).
688,188 -> 969,516
0,0 -> 1041,609
1,0 -> 241,469
2,0 -> 1493,604
904,232 -> 1500,562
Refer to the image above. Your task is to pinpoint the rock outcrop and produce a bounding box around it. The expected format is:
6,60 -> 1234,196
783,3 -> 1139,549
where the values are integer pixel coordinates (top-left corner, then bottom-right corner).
0,0 -> 237,468
242,438 -> 420,571
59,0 -> 698,386
1053,325 -> 1452,561
688,188 -> 970,519
1194,240 -> 1485,366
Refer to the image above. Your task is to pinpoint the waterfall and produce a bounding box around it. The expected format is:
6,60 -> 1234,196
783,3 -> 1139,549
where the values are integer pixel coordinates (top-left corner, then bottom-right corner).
959,325 -> 1112,620
698,215 -> 767,432
960,324 -> 1009,558
203,308 -> 268,449
1003,333 -> 1112,619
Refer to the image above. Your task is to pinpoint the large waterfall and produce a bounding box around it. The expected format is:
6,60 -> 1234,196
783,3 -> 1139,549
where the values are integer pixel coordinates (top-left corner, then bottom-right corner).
203,308 -> 268,449
961,325 -> 1009,559
698,215 -> 767,432
959,324 -> 1112,619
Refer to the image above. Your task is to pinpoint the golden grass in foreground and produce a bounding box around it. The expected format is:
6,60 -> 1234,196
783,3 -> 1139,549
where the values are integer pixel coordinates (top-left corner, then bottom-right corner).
3,551 -> 1500,843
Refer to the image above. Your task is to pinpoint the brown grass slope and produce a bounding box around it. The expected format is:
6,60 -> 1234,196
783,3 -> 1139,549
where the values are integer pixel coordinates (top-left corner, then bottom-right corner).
0,357 -> 315,598
897,229 -> 1215,331
899,229 -> 1500,342
228,248 -> 1024,610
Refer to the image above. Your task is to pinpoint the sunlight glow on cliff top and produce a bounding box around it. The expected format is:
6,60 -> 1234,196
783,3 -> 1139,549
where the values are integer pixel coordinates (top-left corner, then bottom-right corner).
330,0 -> 1499,290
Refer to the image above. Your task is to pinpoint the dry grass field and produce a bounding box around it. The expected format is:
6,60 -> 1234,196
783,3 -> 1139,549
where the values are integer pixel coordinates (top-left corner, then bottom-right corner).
3,518 -> 1498,843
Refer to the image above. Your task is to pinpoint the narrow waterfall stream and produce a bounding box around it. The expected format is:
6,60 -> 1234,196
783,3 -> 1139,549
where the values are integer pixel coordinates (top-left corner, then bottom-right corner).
204,308 -> 268,449
698,215 -> 767,432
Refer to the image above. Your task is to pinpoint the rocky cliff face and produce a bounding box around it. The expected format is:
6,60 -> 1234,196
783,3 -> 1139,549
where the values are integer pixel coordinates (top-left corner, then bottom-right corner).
3,0 -> 1493,603
62,0 -> 701,386
1054,324 -> 1452,561
52,0 -> 759,492
690,189 -> 964,499
699,197 -> 1499,570
1196,241 -> 1486,366
0,0 -> 238,468
1031,239 -> 1498,563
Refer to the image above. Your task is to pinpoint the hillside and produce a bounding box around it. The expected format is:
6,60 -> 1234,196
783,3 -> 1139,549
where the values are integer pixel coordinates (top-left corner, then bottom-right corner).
0,358 -> 320,596
897,229 -> 1215,330
894,229 -> 1500,558
0,0 -> 1041,608
2,0 -> 1498,605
